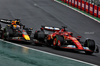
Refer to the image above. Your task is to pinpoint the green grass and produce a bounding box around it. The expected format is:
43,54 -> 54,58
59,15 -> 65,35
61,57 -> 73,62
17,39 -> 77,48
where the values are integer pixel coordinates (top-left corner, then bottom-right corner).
57,0 -> 100,21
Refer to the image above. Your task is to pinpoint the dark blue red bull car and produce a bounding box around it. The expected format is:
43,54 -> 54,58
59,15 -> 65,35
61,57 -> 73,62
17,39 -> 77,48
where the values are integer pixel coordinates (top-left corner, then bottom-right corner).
0,19 -> 33,43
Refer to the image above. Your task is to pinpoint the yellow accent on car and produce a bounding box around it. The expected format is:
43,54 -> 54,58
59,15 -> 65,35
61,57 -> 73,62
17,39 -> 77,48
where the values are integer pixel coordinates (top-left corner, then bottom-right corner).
24,35 -> 30,40
13,25 -> 17,28
51,35 -> 53,39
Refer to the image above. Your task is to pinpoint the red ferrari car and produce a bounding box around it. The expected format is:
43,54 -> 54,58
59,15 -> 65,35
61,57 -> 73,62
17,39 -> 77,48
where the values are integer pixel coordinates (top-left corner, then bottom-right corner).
33,26 -> 99,55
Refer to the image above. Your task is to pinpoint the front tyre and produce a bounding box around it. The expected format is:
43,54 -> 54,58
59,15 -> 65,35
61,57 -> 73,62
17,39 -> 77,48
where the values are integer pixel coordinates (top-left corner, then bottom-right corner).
84,39 -> 95,55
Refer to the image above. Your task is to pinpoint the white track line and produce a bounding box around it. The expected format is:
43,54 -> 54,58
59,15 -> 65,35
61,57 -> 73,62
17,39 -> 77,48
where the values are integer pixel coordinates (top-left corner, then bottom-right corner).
0,39 -> 97,66
54,0 -> 100,23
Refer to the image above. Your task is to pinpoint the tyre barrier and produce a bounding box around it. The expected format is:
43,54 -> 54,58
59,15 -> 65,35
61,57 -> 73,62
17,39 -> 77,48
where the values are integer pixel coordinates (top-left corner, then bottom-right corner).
71,0 -> 74,7
78,0 -> 81,9
81,0 -> 85,11
61,0 -> 100,18
66,0 -> 69,4
89,3 -> 94,15
94,5 -> 98,17
75,0 -> 78,8
98,7 -> 100,18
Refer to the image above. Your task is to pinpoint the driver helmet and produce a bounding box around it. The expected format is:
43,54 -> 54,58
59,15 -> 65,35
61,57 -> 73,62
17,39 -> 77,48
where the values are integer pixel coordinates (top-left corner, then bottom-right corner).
13,25 -> 20,30
11,19 -> 20,25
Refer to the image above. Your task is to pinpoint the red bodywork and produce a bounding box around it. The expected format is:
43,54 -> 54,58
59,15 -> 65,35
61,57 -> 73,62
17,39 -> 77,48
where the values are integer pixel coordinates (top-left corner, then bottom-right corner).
34,26 -> 99,54
45,28 -> 92,52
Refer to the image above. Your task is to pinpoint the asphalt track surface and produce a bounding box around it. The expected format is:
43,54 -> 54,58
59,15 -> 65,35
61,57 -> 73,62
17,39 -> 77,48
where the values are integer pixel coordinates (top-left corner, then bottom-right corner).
0,0 -> 100,65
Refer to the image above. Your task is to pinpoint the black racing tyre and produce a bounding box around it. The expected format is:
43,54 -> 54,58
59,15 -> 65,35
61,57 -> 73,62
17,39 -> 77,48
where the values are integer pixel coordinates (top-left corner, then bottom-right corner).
6,26 -> 13,35
84,39 -> 95,55
5,32 -> 10,40
53,35 -> 64,49
3,26 -> 13,39
0,24 -> 1,29
0,31 -> 4,39
34,31 -> 45,42
0,29 -> 5,39
34,31 -> 39,39
0,31 -> 2,39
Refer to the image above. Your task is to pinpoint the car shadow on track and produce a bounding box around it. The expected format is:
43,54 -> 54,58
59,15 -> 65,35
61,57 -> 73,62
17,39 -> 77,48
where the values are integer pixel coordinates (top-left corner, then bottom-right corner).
32,44 -> 97,56
2,39 -> 97,57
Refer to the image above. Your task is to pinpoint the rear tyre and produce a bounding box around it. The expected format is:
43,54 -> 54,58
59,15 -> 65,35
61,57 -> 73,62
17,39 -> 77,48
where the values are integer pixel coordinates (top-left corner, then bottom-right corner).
34,31 -> 45,42
53,35 -> 64,49
5,32 -> 10,40
6,26 -> 13,36
84,39 -> 95,55
3,26 -> 13,40
0,24 -> 1,29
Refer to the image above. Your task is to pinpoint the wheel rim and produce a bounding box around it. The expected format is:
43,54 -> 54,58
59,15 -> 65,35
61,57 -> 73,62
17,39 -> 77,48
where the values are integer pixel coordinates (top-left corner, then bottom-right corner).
58,40 -> 61,46
53,38 -> 57,46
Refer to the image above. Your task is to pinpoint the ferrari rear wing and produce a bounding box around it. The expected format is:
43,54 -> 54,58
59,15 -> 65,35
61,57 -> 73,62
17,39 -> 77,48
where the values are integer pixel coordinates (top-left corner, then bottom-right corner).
41,26 -> 60,31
